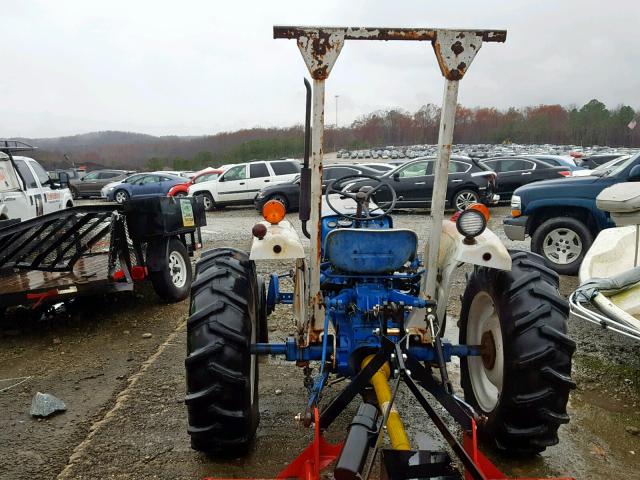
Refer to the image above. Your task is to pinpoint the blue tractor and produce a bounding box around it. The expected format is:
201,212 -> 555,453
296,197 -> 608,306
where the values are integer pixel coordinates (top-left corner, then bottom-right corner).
184,26 -> 575,480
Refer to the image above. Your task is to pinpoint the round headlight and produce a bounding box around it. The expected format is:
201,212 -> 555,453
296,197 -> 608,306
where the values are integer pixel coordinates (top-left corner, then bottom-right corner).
456,209 -> 487,238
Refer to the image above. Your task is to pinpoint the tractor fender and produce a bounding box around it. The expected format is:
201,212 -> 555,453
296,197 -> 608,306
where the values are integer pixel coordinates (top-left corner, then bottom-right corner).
250,220 -> 305,260
407,220 -> 512,339
439,220 -> 511,272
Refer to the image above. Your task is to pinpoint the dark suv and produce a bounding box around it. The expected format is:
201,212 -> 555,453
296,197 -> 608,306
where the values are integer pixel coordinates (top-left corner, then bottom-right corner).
504,153 -> 640,275
346,156 -> 499,211
70,169 -> 135,199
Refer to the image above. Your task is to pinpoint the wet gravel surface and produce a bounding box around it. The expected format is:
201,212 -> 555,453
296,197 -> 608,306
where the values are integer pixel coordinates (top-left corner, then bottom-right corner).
0,204 -> 638,479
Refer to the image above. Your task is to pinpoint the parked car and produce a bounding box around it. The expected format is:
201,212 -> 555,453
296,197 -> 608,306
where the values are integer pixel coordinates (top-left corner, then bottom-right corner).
167,168 -> 223,199
579,153 -> 627,169
70,169 -> 135,199
480,157 -> 571,199
504,153 -> 640,275
571,155 -> 630,177
0,148 -> 74,221
522,154 -> 584,172
189,159 -> 300,210
104,173 -> 186,203
254,164 -> 382,212
344,156 -> 498,211
359,163 -> 395,173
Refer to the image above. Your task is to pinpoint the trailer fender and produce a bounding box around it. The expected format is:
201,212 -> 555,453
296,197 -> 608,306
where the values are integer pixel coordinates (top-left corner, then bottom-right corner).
145,238 -> 172,272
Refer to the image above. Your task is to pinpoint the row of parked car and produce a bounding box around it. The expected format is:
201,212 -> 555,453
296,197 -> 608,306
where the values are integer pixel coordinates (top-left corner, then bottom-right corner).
13,142 -> 640,279
336,143 -> 637,166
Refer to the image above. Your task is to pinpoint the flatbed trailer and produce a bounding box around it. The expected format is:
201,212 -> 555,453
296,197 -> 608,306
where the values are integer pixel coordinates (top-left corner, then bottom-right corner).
0,197 -> 205,310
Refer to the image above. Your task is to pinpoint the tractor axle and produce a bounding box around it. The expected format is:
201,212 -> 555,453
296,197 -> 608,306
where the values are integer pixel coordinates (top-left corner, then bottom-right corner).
250,338 -> 482,364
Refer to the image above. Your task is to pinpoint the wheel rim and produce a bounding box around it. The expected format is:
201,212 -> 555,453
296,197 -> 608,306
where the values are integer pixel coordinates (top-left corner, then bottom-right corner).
168,251 -> 187,288
456,192 -> 478,211
542,227 -> 583,265
115,191 -> 127,203
467,291 -> 504,412
202,195 -> 212,210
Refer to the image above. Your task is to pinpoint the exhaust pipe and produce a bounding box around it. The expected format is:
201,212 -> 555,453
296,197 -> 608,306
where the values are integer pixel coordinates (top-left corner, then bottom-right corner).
299,78 -> 312,239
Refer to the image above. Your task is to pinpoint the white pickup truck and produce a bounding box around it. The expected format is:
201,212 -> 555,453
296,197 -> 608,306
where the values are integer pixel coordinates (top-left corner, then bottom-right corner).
0,148 -> 74,222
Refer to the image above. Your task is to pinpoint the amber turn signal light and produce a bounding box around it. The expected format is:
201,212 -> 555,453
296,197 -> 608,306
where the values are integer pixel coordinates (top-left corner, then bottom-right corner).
262,199 -> 286,225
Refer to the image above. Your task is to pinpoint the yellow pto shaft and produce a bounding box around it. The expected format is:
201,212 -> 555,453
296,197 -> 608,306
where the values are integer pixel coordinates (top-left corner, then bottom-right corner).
362,355 -> 411,451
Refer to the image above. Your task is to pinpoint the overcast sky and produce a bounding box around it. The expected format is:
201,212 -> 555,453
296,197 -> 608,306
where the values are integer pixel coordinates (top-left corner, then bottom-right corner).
2,0 -> 638,138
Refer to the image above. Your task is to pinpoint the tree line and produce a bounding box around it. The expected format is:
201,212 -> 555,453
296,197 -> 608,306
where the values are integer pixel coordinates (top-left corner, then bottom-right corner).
31,98 -> 639,171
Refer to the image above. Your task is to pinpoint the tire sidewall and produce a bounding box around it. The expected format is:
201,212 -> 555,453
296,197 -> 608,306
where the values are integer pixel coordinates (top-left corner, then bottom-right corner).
198,192 -> 214,211
452,189 -> 479,211
459,267 -> 512,429
531,217 -> 593,276
115,189 -> 129,204
150,238 -> 192,302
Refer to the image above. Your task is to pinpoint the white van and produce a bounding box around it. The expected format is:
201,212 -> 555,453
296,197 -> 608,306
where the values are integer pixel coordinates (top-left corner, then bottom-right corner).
188,159 -> 300,210
0,150 -> 74,222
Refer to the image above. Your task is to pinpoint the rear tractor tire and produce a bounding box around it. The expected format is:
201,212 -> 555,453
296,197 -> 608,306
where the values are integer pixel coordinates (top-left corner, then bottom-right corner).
185,248 -> 262,454
459,250 -> 576,454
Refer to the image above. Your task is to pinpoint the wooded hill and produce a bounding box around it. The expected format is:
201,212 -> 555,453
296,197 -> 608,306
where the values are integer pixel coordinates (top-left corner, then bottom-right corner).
18,98 -> 639,171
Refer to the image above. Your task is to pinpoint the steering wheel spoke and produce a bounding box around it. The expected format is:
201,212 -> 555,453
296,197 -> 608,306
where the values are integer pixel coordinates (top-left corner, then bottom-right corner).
325,174 -> 397,221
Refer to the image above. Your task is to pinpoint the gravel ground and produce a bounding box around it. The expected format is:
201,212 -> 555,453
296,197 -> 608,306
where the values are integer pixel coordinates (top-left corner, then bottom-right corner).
0,204 -> 638,479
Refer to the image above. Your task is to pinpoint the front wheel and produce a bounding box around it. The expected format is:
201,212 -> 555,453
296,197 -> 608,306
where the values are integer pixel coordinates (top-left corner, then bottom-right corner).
452,189 -> 479,211
148,238 -> 192,302
531,217 -> 593,276
196,192 -> 214,211
460,250 -> 575,454
185,248 -> 260,454
114,189 -> 130,204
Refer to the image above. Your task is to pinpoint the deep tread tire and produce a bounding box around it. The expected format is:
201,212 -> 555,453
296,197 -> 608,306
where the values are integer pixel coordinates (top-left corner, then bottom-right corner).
149,238 -> 192,302
531,216 -> 593,276
460,250 -> 575,455
185,248 -> 260,454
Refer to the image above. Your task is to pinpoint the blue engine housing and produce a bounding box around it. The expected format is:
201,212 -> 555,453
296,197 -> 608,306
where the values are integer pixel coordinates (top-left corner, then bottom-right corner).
324,279 -> 428,376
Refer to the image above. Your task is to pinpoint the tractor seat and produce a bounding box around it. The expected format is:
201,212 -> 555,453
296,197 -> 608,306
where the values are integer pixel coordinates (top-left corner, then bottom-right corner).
324,228 -> 418,274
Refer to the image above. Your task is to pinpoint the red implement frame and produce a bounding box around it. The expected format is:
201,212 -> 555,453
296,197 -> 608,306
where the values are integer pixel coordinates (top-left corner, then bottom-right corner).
276,408 -> 343,480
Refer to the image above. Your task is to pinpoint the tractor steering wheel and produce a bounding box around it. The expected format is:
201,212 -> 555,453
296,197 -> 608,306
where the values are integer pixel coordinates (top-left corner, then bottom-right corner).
325,174 -> 397,221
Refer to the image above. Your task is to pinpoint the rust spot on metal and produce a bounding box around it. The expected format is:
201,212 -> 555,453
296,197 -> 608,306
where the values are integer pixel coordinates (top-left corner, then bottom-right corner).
451,41 -> 464,55
457,62 -> 467,71
273,26 -> 506,43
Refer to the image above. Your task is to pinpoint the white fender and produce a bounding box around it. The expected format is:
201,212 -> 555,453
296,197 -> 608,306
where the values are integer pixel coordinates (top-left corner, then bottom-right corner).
407,219 -> 512,339
249,220 -> 305,260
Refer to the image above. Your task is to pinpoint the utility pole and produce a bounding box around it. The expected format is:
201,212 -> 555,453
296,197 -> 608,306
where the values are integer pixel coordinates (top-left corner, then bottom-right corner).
335,95 -> 340,128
